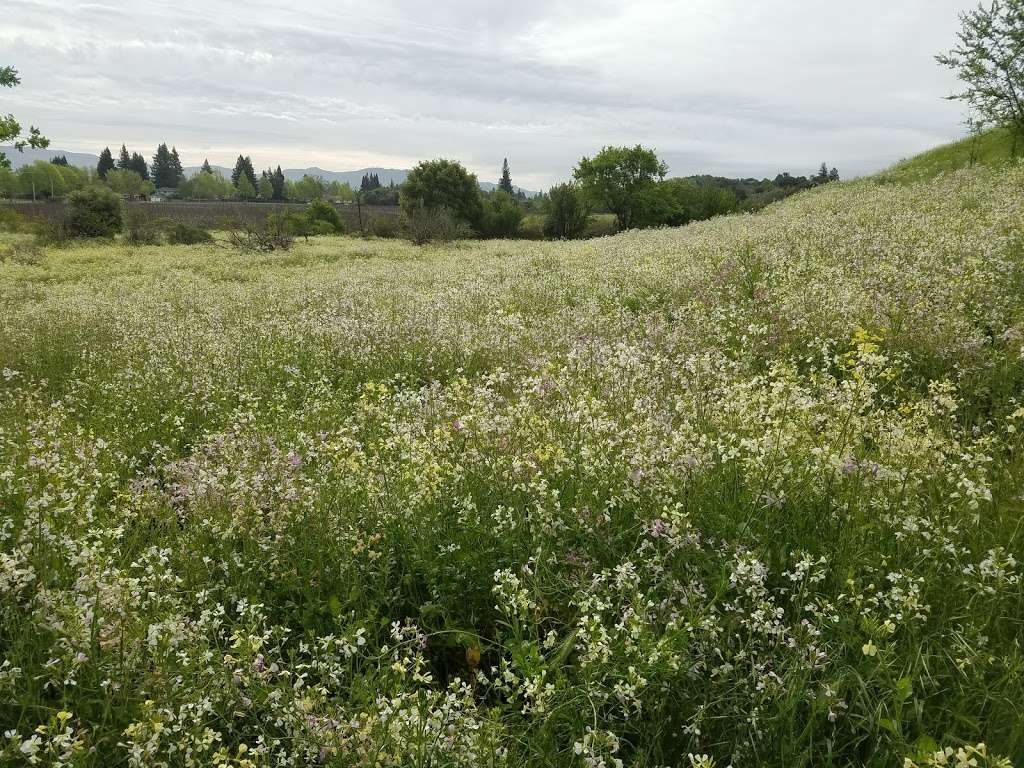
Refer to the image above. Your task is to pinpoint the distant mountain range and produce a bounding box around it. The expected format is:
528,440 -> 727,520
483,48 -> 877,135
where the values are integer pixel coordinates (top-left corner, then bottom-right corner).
2,147 -> 537,196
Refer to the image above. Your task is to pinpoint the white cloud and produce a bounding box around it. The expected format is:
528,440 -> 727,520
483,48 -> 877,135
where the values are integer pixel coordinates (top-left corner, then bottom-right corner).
3,0 -> 976,187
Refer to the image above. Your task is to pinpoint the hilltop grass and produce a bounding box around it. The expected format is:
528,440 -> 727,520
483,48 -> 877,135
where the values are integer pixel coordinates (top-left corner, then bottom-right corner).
879,125 -> 1019,183
1,161 -> 1024,768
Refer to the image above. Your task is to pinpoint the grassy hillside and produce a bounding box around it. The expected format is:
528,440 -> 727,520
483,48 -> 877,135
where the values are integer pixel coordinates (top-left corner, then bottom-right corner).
1,160 -> 1023,767
879,125 -> 1019,183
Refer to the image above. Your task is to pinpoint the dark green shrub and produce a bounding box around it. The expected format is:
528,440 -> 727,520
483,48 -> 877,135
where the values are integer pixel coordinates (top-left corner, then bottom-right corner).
66,187 -> 121,236
167,223 -> 213,245
478,191 -> 524,238
543,183 -> 589,239
305,199 -> 344,233
400,159 -> 483,230
65,185 -> 122,238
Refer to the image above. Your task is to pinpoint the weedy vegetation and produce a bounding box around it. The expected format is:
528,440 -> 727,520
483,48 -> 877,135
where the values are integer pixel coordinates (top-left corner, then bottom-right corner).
0,151 -> 1023,767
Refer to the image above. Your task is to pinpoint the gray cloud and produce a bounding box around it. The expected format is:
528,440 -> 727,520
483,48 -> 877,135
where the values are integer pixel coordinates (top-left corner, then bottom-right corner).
4,0 -> 976,187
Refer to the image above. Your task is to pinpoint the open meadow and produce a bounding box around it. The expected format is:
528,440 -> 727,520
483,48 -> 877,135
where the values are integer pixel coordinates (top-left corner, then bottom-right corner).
2,159 -> 1024,767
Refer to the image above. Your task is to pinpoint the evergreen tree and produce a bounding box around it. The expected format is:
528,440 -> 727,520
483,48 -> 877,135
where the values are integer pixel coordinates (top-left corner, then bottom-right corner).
117,144 -> 130,170
498,158 -> 513,194
169,147 -> 183,187
151,143 -> 175,188
49,154 -> 68,166
231,155 -> 257,189
814,162 -> 829,184
97,147 -> 115,179
271,166 -> 286,201
828,167 -> 840,182
201,158 -> 213,174
129,152 -> 149,181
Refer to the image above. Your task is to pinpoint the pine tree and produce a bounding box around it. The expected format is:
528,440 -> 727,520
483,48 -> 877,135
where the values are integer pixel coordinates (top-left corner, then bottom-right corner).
828,167 -> 840,182
117,144 -> 130,170
169,147 -> 183,187
129,152 -> 149,180
201,158 -> 213,174
231,155 -> 256,189
815,162 -> 829,184
151,143 -> 173,187
97,147 -> 115,179
499,158 -> 513,194
272,166 -> 286,201
49,154 -> 68,166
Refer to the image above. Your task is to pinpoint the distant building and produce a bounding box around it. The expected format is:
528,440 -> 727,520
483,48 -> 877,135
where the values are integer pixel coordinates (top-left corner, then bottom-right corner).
151,188 -> 178,202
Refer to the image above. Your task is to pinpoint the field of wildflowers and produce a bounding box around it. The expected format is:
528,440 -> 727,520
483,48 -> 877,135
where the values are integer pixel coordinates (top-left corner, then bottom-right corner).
1,161 -> 1023,767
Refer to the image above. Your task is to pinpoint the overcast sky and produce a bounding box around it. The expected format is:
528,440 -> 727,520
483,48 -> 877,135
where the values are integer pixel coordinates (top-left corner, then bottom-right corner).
4,0 -> 977,188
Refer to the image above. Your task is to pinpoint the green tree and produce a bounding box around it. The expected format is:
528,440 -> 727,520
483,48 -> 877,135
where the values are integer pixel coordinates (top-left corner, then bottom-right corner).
117,144 -> 130,170
292,174 -> 327,201
97,147 -> 115,179
271,166 -> 286,201
151,143 -> 184,188
129,152 -> 149,180
828,167 -> 840,182
65,185 -> 122,238
258,173 -> 274,201
231,155 -> 257,189
201,158 -> 213,174
49,155 -> 68,166
478,190 -> 524,238
235,174 -> 257,200
400,159 -> 483,229
543,182 -> 590,239
0,65 -> 48,169
498,158 -> 513,194
177,171 -> 233,200
573,145 -> 668,230
937,0 -> 1024,155
106,168 -> 149,199
17,160 -> 66,199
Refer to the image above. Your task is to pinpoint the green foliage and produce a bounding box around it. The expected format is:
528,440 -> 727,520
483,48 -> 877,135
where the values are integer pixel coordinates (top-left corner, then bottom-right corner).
0,64 -> 48,169
477,190 -> 524,238
64,184 -> 122,238
360,184 -> 399,206
235,174 -> 257,201
116,144 -> 130,170
289,174 -> 327,201
1,160 -> 1023,767
151,143 -> 184,188
574,145 -> 668,230
498,158 -> 514,195
167,222 -> 214,245
937,0 -> 1024,154
129,152 -> 149,181
96,147 -> 115,180
880,126 -> 1021,183
656,178 -> 738,224
105,168 -> 152,199
231,155 -> 257,190
177,170 -> 234,200
400,159 -> 483,230
304,199 -> 344,233
543,182 -> 589,239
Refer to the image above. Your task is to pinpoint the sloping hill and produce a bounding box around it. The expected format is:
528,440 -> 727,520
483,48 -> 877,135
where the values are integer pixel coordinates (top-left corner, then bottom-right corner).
879,125 -> 1019,182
